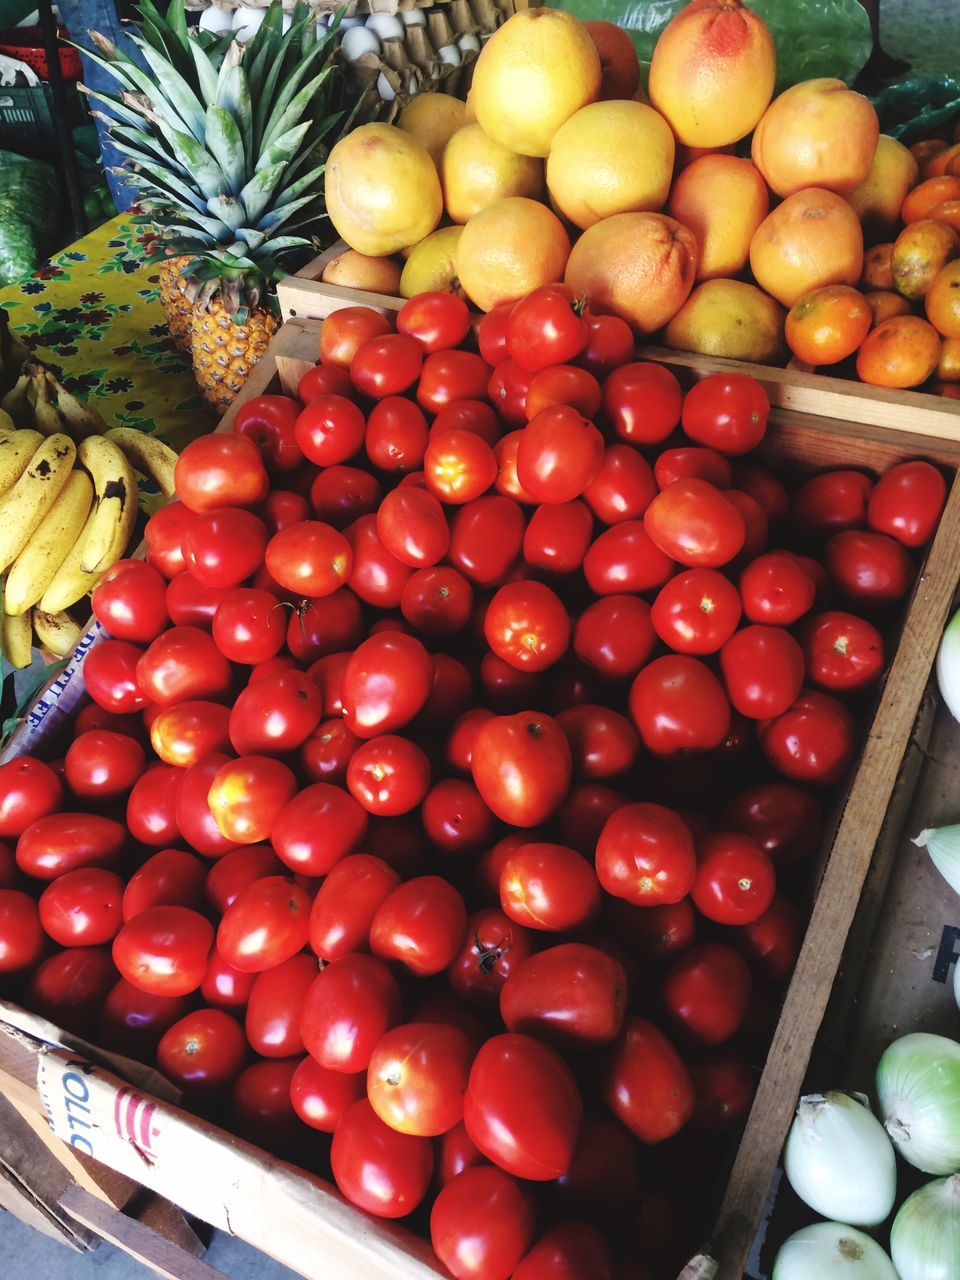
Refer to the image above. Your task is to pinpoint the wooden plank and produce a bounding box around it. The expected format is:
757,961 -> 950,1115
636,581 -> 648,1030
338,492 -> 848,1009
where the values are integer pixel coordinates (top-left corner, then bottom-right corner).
134,1195 -> 208,1260
0,1165 -> 86,1249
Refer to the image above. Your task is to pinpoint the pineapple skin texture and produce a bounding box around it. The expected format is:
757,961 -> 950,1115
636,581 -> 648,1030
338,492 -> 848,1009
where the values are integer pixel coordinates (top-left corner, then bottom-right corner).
190,302 -> 279,413
157,255 -> 193,355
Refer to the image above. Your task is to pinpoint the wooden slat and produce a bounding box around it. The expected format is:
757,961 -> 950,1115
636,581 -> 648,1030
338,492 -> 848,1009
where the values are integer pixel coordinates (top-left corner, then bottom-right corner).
0,1166 -> 86,1249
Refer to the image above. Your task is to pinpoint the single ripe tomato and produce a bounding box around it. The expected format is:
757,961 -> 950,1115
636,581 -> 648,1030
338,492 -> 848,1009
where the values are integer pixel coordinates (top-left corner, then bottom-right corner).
0,889 -> 46,972
824,529 -> 915,604
97,978 -> 192,1059
320,307 -> 393,368
174,434 -> 268,513
16,812 -> 125,880
595,803 -> 696,906
740,895 -> 803,981
524,365 -> 602,420
230,1058 -> 302,1154
290,1056 -> 364,1132
144,500 -> 196,579
265,520 -> 352,597
651,569 -> 742,654
602,362 -> 682,444
691,832 -> 776,925
0,758 -> 62,838
447,908 -> 535,1010
867,460 -> 946,547
351,333 -> 423,398
579,311 -> 634,378
157,1008 -> 247,1101
734,463 -> 789,522
644,479 -> 746,567
207,756 -> 297,846
92,560 -> 170,644
800,610 -> 885,692
331,1099 -> 434,1219
431,1166 -> 535,1280
216,875 -> 311,972
294,394 -> 366,467
123,848 -> 206,921
229,671 -> 323,757
629,656 -> 731,755
300,953 -> 402,1072
166,572 -> 231,629
721,782 -> 823,867
500,943 -> 627,1048
422,779 -> 495,856
431,400 -> 501,445
516,404 -> 604,504
654,447 -> 733,490
112,906 -> 213,995
341,632 -> 433,738
311,465 -> 382,529
719,625 -> 805,720
759,689 -> 856,785
84,639 -> 149,714
270,782 -> 368,876
573,595 -> 657,679
297,363 -> 354,402
691,1052 -> 758,1134
347,735 -> 431,816
512,1223 -> 615,1280
308,854 -> 399,961
488,361 -> 533,429
484,581 -> 570,673
127,764 -> 180,848
681,373 -> 769,455
507,284 -> 588,372
604,1016 -> 695,1142
211,588 -> 286,665
418,350 -> 493,413
26,947 -> 117,1034
367,1020 -> 474,1136
477,302 -> 514,366
401,566 -> 474,637
397,290 -> 471,352
233,394 -> 302,473
136,626 -> 231,708
365,396 -> 429,472
583,521 -> 675,594
376,486 -> 450,567
39,868 -> 124,946
64,729 -> 145,799
523,500 -> 594,576
149,701 -> 231,768
499,842 -> 601,932
791,469 -> 873,539
244,952 -> 318,1057
424,428 -> 498,504
449,494 -> 525,587
739,552 -> 817,626
583,445 -> 658,525
472,711 -> 572,827
258,490 -> 310,534
344,513 -> 412,608
370,876 -> 468,976
662,942 -> 752,1045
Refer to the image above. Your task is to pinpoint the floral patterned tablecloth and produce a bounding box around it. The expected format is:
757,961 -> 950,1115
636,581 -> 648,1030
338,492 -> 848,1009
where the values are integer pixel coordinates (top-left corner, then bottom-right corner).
0,214 -> 215,451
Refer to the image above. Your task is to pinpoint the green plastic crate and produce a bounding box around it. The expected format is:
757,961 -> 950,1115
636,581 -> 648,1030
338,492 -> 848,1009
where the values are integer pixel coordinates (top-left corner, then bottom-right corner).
0,81 -> 86,159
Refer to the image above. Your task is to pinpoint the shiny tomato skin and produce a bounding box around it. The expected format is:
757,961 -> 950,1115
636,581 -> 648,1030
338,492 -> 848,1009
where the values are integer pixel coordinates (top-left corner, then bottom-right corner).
499,842 -> 600,933
291,1056 -> 365,1132
447,908 -> 535,1010
0,889 -> 45,972
367,1020 -> 474,1137
418,350 -> 493,413
38,867 -> 124,946
719,625 -> 805,720
351,333 -> 423,398
98,978 -> 192,1058
183,508 -> 268,589
739,552 -> 817,626
401,565 -> 474,637
265,520 -> 352,598
472,711 -> 572,827
174,435 -> 269,514
595,803 -> 696,906
464,1033 -> 583,1181
449,495 -> 525,587
26,946 -> 116,1033
681,373 -> 769,455
209,588 -> 284,665
867,460 -> 945,547
424,428 -> 498,505
341,632 -> 433,738
166,572 -> 231,630
157,1008 -> 247,1101
207,756 -> 297,845
310,465 -> 382,529
370,876 -> 468,976
200,951 -> 257,1012
298,362 -> 354,402
662,942 -> 752,1046
430,400 -> 501,445
245,952 -> 318,1058
583,520 -> 675,594
619,898 -> 697,965
204,844 -> 283,915
518,406 -> 604,507
431,1165 -> 535,1280
137,627 -> 231,708
604,1016 -> 694,1142
85,639 -> 150,714
308,854 -> 400,962
525,365 -> 602,420
720,782 -> 822,868
724,489 -> 768,559
654,446 -> 733,491
435,1121 -> 487,1187
507,285 -> 588,372
228,672 -> 323,757
230,1057 -> 303,1156
651,569 -> 742,655
343,513 -> 412,608
286,589 -> 363,665
691,1052 -> 757,1135
555,704 -> 638,779
512,1223 -> 615,1280
523,500 -> 593,576
421,779 -> 494,856
489,361 -> 533,429
175,753 -> 239,858
759,689 -> 857,785
477,302 -> 513,366
583,445 -> 657,526
691,832 -> 776,925
233,394 -> 303,474
365,396 -> 429,473
112,906 -> 213,996
92,560 -> 170,644
64,729 -> 145,799
579,310 -> 634,378
376,486 -> 450,568
148,701 -> 230,768
825,529 -> 915,604
270,782 -> 368,877
484,580 -> 570,673
734,462 -> 790,522
446,709 -> 496,775
332,1098 -> 433,1219
573,595 -> 656,680
602,362 -> 682,444
144,501 -> 196,579
398,291 -> 471,352
127,765 -> 181,848
216,875 -> 311,973
16,813 -> 125,881
791,469 -> 873,539
300,953 -> 402,1072
500,943 -> 626,1048
740,894 -> 803,981
629,656 -> 731,755
801,610 -> 885,692
0,759 -> 62,838
347,735 -> 431,816
299,717 -> 361,786
644,479 -> 745,567
307,652 -> 351,718
320,307 -> 393,368
294,394 -> 366,467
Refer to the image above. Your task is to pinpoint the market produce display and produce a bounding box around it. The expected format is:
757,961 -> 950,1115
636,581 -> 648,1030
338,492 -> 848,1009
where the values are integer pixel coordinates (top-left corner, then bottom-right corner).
0,279 -> 949,1279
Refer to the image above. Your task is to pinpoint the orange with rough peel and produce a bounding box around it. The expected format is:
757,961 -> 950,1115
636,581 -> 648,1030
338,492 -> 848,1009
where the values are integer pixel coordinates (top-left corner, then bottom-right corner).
563,212 -> 699,334
845,135 -> 919,245
667,155 -> 769,281
865,291 -> 912,327
546,101 -> 675,230
456,197 -> 571,313
648,0 -> 775,148
664,279 -> 785,363
397,94 -> 468,168
470,9 -> 601,159
751,78 -> 879,198
926,260 -> 960,338
891,219 -> 959,300
584,20 -> 640,100
441,124 -> 544,225
855,315 -> 941,388
860,244 -> 894,291
785,285 -> 872,366
749,189 -> 864,308
902,177 -> 960,225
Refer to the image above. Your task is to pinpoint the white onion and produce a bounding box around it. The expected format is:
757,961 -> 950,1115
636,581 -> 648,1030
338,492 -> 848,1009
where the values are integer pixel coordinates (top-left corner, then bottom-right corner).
891,1174 -> 960,1280
913,824 -> 960,896
366,13 -> 404,40
783,1092 -> 896,1226
937,609 -> 960,723
199,5 -> 233,34
772,1223 -> 899,1279
877,1032 -> 960,1173
341,25 -> 381,61
438,43 -> 461,66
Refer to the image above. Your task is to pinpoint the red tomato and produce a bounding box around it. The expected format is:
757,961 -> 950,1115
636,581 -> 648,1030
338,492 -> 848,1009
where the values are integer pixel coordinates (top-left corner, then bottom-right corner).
84,639 -> 149,714
825,529 -> 915,604
507,284 -> 588,372
144,500 -> 196,579
300,953 -> 402,1072
654,446 -> 733,490
230,1058 -> 303,1155
759,689 -> 857,784
499,842 -> 600,932
137,626 -> 231,707
791,469 -> 873,539
734,462 -> 789,522
629,656 -> 731,755
127,764 -> 181,848
294,394 -> 365,468
112,905 -> 213,995
287,589 -> 362,664
500,943 -> 626,1048
300,717 -> 362,785
175,753 -> 239,858
721,782 -> 823,867
644,479 -> 745,567
555,704 -> 638,778
681,373 -> 768,455
739,551 -> 816,625
513,1223 -> 615,1280
397,291 -> 470,352
122,849 -> 206,922
265,520 -> 352,597
740,894 -> 803,981
583,520 -> 675,594
579,311 -> 634,378
801,610 -> 884,692
351,333 -> 423,398
208,587 -> 283,665
271,782 -> 368,876
602,362 -> 682,444
431,1165 -> 535,1280
516,405 -> 604,504
401,565 -> 474,637
464,1033 -> 583,1180
308,651 -> 351,718
26,946 -> 116,1034
201,949 -> 258,1013
524,365 -> 602,420
477,302 -> 513,366
98,978 -> 192,1058
583,445 -> 658,525
484,581 -> 570,672
166,572 -> 233,630
662,942 -> 752,1045
418,350 -> 493,413
556,1112 -> 639,1208
16,812 -> 124,880
446,709 -> 496,775
472,711 -> 572,827
431,400 -> 501,445
346,735 -> 431,816
604,1016 -> 694,1141
692,832 -> 776,925
216,875 -> 311,972
308,854 -> 399,962
297,363 -> 354,402
424,428 -> 498,505
310,464 -> 382,529
39,867 -> 123,946
228,672 -> 323,757
573,595 -> 656,680
204,844 -> 283,914
867,460 -> 945,547
595,803 -> 696,906
0,889 -> 45,972
419,778 -> 491,855
332,1098 -> 433,1218
64,729 -> 145,799
727,489 -> 769,560
174,434 -> 269,513
691,1052 -> 757,1134
73,705 -> 145,741
343,512 -> 411,608
157,1008 -> 247,1101
245,952 -> 318,1057
367,1020 -> 474,1137
618,898 -> 696,965
446,496 -> 522,589
447,907 -> 535,1010
523,500 -> 593,575
321,307 -> 393,368
233,394 -> 303,473
365,396 -> 429,472
370,875 -> 468,976
488,362 -> 533,430
147,701 -> 230,768
207,756 -> 297,845
376,486 -> 450,568
92,560 -> 169,643
651,569 -> 742,654
719,625 -> 805,720
291,1056 -> 365,1132
435,1120 -> 487,1187
341,632 -> 433,738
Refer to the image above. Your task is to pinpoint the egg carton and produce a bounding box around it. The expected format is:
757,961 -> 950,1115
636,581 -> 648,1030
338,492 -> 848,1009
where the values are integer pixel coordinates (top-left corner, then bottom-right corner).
188,0 -> 524,18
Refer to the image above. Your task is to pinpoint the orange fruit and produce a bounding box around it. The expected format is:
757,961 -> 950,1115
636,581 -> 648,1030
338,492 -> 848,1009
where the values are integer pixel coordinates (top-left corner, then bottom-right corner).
749,188 -> 864,308
865,291 -> 913,327
785,285 -> 872,365
902,176 -> 960,224
927,142 -> 960,177
855,315 -> 941,387
583,20 -> 640,100
667,155 -> 769,281
928,200 -> 960,232
860,243 -> 894,290
911,138 -> 949,175
321,249 -> 402,294
891,219 -> 959,300
752,79 -> 879,198
925,259 -> 960,338
563,212 -> 699,334
546,101 -> 675,230
397,94 -> 468,168
845,135 -> 919,245
936,336 -> 960,381
664,279 -> 785,362
471,9 -> 601,158
648,0 -> 775,148
456,197 -> 571,312
441,124 -> 544,224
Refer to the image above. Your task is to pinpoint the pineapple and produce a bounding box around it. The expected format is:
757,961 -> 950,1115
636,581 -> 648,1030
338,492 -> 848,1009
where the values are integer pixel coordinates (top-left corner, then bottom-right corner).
85,0 -> 367,410
157,253 -> 193,355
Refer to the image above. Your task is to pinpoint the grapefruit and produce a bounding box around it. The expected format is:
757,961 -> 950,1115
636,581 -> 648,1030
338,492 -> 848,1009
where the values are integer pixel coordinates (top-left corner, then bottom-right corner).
664,279 -> 785,363
441,124 -> 544,225
456,197 -> 571,312
667,154 -> 769,280
584,20 -> 641,100
749,188 -> 864,308
397,93 -> 468,168
320,249 -> 402,295
846,135 -> 920,244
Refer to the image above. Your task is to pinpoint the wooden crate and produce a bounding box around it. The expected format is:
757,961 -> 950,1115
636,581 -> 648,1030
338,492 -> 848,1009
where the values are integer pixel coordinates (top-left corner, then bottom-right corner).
2,317 -> 960,1280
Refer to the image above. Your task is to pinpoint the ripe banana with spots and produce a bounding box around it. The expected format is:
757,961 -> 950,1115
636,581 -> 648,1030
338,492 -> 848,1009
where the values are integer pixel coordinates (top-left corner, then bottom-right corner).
0,430 -> 44,499
39,502 -> 102,615
105,427 -> 178,498
1,608 -> 32,669
5,470 -> 94,616
32,608 -> 82,659
76,435 -> 138,575
0,433 -> 76,571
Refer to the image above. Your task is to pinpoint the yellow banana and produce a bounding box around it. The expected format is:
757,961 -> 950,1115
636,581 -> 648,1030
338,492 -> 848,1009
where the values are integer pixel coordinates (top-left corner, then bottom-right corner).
54,379 -> 108,440
105,427 -> 178,498
5,470 -> 94,616
1,372 -> 30,421
39,504 -> 102,614
1,607 -> 32,669
32,608 -> 82,659
0,408 -> 15,436
0,430 -> 44,499
0,433 -> 76,571
29,366 -> 63,437
76,435 -> 138,575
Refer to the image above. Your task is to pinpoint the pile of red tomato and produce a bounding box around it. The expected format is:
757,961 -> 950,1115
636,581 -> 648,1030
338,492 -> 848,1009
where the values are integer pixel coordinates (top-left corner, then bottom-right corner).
0,283 -> 947,1280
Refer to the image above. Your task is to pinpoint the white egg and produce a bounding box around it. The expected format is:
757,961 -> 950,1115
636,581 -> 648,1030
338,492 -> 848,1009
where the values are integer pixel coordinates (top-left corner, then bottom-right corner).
341,24 -> 381,61
457,32 -> 480,54
199,5 -> 234,34
231,5 -> 263,32
366,13 -> 404,41
438,43 -> 461,66
339,16 -> 367,28
400,8 -> 426,26
408,69 -> 421,94
377,71 -> 396,101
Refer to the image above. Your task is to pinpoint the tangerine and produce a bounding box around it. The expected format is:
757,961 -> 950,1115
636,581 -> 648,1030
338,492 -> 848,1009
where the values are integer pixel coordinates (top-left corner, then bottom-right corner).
785,285 -> 872,365
855,315 -> 941,387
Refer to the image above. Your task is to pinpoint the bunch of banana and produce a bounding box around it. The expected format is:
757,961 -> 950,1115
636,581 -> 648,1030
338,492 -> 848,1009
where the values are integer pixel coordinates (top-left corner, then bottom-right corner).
0,308 -> 30,399
1,363 -> 110,441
